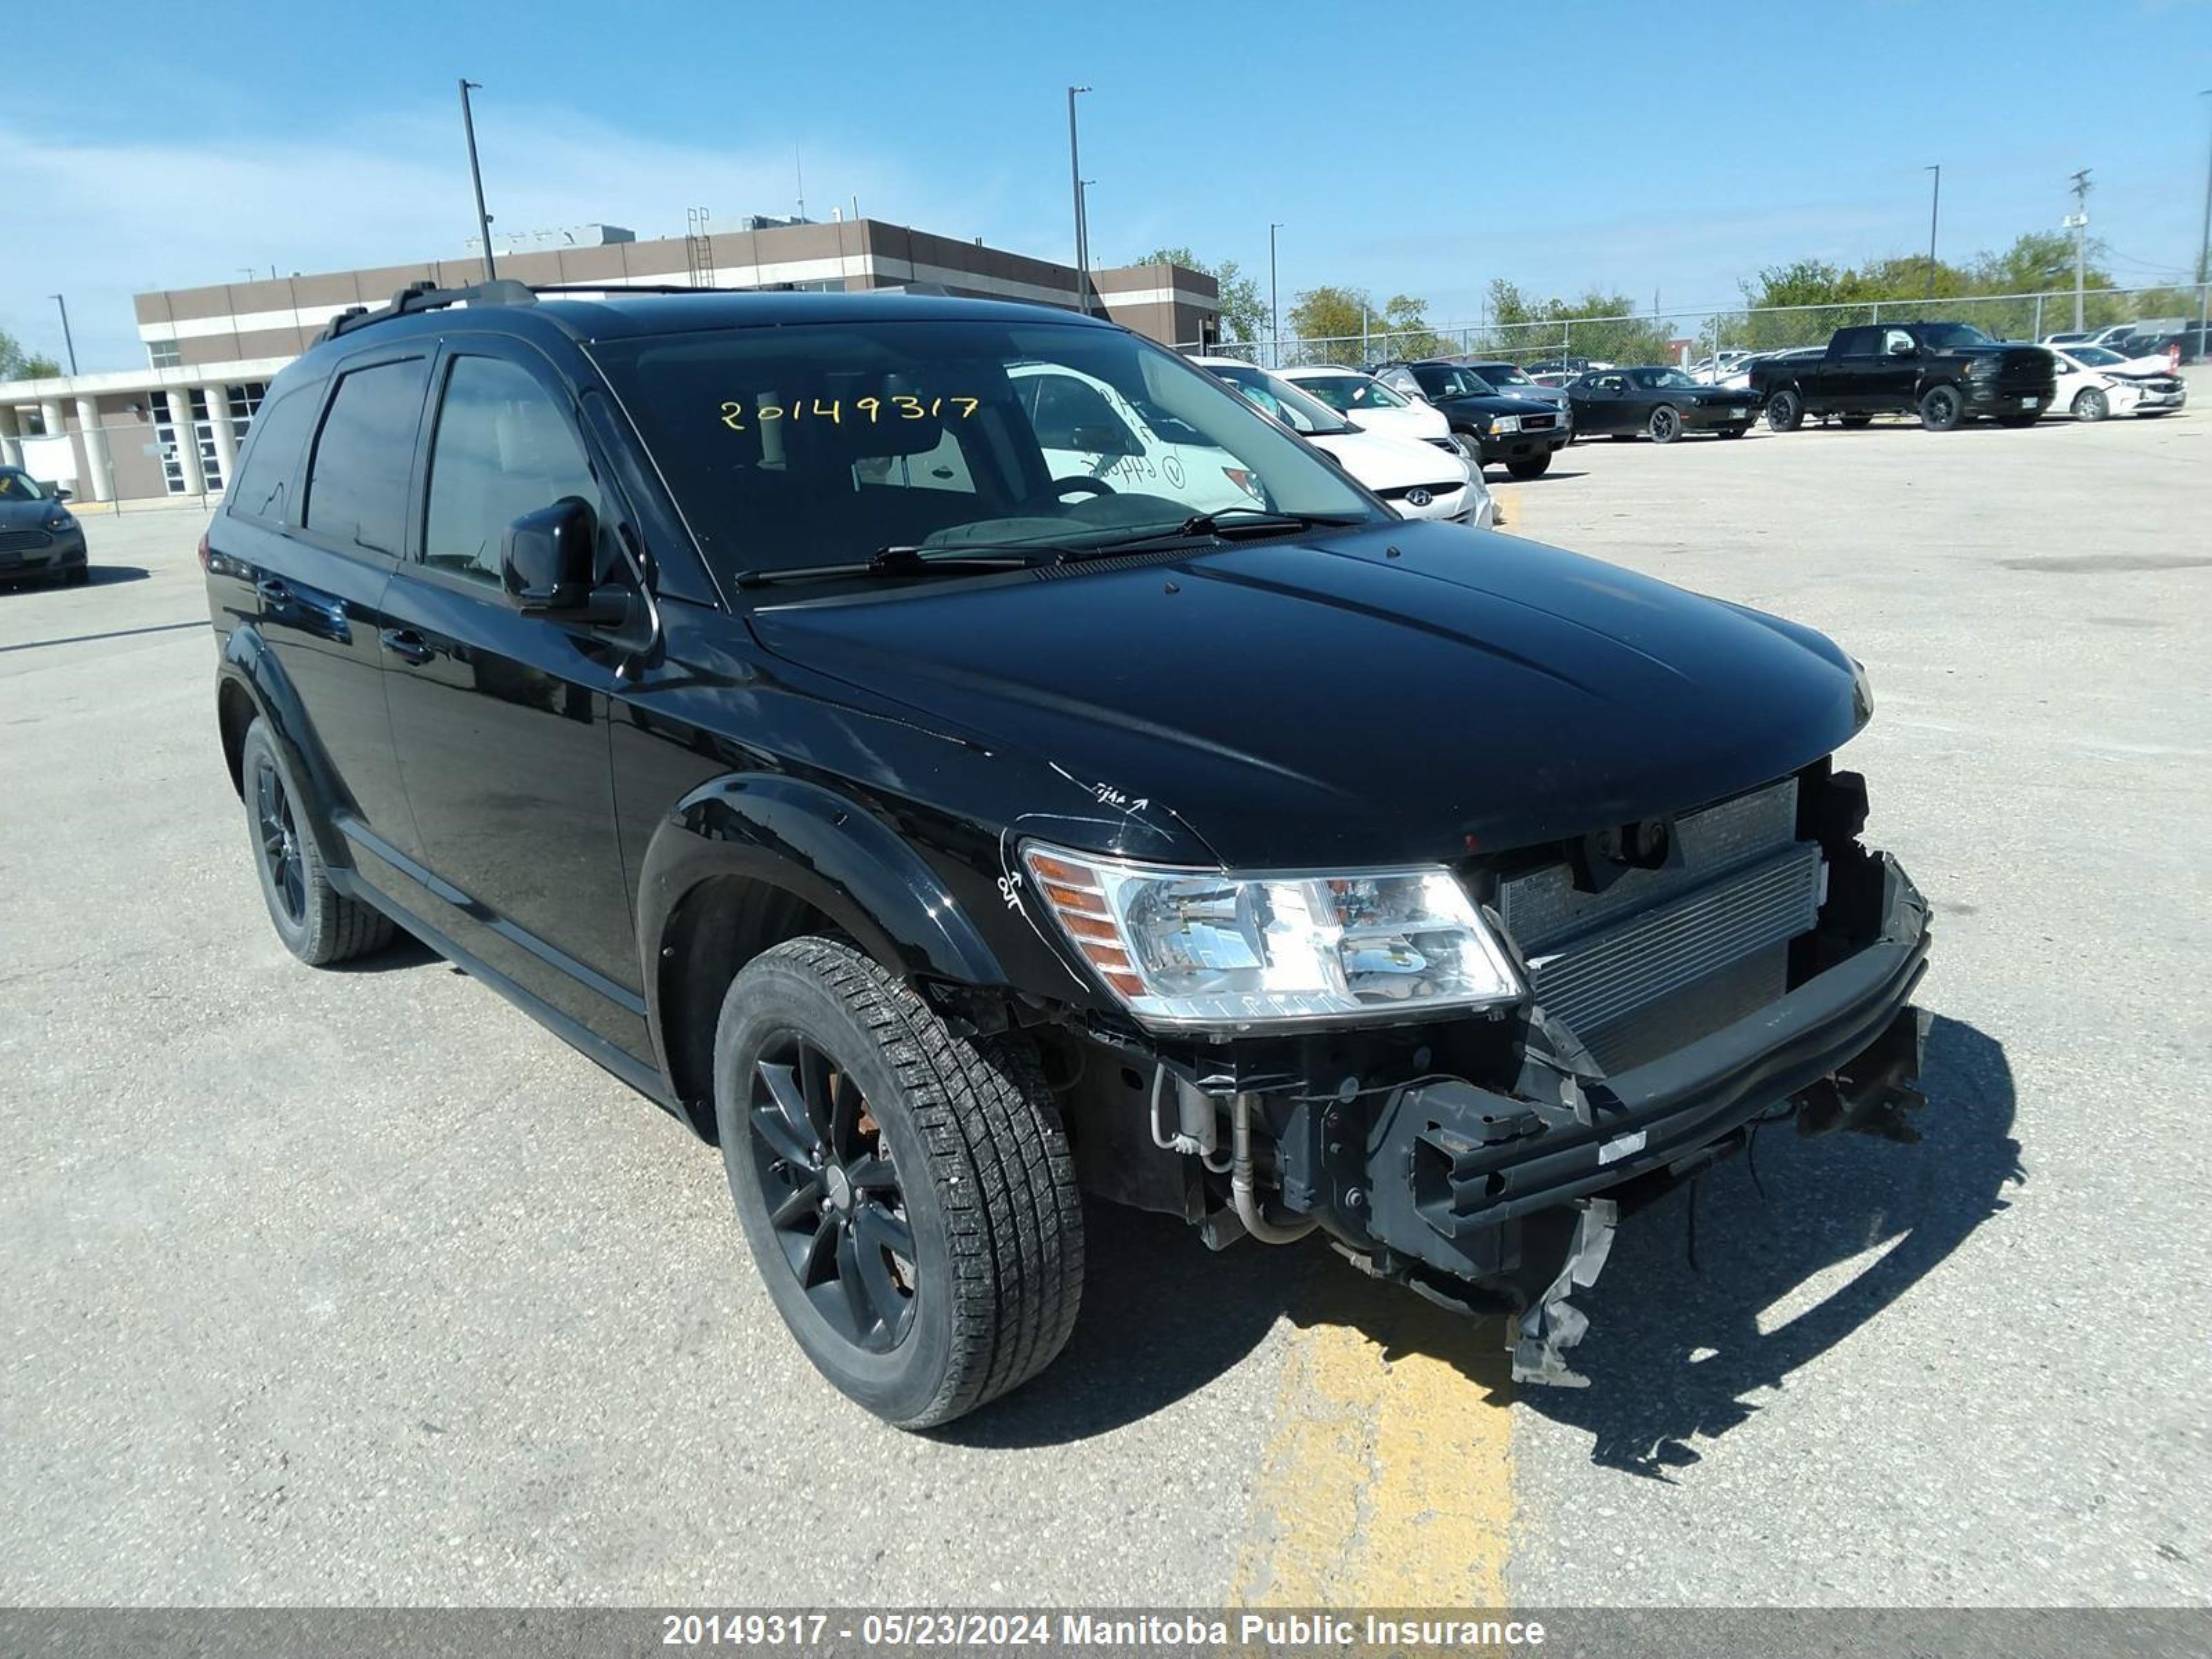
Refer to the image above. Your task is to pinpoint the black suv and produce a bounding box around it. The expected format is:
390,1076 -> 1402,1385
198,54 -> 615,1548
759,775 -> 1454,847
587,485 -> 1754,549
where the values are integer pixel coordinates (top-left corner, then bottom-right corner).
203,281 -> 1931,1425
1371,360 -> 1571,478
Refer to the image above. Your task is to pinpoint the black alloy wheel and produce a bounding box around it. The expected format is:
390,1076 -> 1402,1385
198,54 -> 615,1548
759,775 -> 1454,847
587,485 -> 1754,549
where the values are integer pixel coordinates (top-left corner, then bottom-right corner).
1920,384 -> 1965,431
713,937 -> 1083,1427
1647,405 -> 1682,443
254,754 -> 307,928
746,1031 -> 917,1353
1766,389 -> 1803,431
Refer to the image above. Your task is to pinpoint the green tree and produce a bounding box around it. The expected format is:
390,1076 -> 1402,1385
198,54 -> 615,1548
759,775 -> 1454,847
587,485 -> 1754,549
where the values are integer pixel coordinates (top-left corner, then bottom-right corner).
1285,285 -> 1448,362
1131,245 -> 1268,344
1480,281 -> 1676,365
0,329 -> 62,381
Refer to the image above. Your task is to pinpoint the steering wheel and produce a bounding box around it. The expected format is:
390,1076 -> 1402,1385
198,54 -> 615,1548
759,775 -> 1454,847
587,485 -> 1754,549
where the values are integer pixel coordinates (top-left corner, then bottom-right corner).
1042,476 -> 1117,500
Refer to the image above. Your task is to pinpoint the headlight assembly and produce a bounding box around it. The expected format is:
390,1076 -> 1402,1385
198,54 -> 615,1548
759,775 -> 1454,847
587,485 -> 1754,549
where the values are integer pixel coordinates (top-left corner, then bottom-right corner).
1022,843 -> 1523,1029
1486,415 -> 1523,435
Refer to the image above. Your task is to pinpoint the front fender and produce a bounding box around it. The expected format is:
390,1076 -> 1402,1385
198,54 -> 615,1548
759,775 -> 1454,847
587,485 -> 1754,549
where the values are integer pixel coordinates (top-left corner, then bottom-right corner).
216,625 -> 350,870
637,769 -> 1013,1029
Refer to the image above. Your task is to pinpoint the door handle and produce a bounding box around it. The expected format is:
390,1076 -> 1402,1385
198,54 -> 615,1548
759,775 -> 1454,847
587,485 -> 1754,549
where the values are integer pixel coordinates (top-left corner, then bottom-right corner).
379,628 -> 436,666
255,578 -> 290,606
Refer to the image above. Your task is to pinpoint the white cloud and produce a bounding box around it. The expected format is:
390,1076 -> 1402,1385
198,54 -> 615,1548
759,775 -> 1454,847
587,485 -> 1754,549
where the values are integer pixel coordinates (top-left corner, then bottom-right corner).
1,104 -> 942,373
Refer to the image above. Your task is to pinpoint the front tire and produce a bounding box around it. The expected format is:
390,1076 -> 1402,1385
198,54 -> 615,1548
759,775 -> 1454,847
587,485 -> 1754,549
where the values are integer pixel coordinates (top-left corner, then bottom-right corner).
1919,384 -> 1966,431
1765,388 -> 1803,431
713,937 -> 1084,1429
1647,404 -> 1682,444
238,718 -> 394,966
1505,451 -> 1553,480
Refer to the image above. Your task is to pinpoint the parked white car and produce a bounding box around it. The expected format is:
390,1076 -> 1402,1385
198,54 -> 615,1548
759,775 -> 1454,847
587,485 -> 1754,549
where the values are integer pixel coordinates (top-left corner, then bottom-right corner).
1273,365 -> 1461,454
1006,361 -> 1266,516
1192,358 -> 1493,527
2047,346 -> 2189,421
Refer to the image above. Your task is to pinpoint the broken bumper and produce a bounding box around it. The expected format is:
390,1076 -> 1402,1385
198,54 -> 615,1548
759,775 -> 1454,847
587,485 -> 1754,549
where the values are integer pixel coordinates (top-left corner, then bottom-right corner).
1353,854 -> 1931,1378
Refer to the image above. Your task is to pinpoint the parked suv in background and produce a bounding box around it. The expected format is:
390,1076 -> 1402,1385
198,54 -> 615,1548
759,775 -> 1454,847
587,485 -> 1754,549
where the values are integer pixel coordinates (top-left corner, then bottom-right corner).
1373,360 -> 1571,477
203,281 -> 1931,1424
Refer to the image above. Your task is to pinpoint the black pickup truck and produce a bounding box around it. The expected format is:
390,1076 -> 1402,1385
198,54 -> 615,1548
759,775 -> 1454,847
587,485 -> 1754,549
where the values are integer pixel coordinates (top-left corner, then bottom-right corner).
1750,321 -> 2055,432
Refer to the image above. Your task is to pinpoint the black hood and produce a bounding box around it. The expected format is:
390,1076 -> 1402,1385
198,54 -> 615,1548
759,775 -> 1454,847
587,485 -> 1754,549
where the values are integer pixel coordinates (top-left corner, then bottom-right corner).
0,496 -> 66,528
748,522 -> 1868,870
1434,391 -> 1559,420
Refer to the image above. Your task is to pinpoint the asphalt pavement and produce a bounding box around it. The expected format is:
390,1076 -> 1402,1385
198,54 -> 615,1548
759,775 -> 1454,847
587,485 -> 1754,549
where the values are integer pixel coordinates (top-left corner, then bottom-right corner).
1,395 -> 2204,1609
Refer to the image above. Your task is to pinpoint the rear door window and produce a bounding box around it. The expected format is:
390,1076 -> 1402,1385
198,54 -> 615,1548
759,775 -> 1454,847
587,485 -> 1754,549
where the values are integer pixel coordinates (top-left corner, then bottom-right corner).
304,357 -> 431,556
226,380 -> 319,525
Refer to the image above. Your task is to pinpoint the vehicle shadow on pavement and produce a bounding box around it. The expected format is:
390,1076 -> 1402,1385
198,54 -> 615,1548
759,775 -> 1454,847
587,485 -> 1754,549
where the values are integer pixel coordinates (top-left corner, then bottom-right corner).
932,1197 -> 1312,1447
1501,1011 -> 2022,1477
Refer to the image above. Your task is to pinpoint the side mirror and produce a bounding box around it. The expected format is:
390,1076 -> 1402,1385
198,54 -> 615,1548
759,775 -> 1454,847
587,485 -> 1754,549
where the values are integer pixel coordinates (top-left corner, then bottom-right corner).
501,497 -> 628,626
1886,339 -> 1914,358
52,487 -> 73,501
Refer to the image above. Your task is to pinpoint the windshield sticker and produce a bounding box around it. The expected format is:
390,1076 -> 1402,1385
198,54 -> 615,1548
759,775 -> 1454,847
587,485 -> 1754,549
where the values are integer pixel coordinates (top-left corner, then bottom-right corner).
718,395 -> 981,431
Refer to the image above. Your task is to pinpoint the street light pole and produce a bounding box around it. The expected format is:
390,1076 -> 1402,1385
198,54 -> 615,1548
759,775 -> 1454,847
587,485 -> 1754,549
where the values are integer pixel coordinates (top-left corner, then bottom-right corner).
459,78 -> 498,281
1268,221 -> 1284,366
2195,91 -> 2211,353
48,294 -> 77,376
2068,167 -> 2092,331
1924,164 -> 1942,300
1078,180 -> 1095,292
1066,86 -> 1091,313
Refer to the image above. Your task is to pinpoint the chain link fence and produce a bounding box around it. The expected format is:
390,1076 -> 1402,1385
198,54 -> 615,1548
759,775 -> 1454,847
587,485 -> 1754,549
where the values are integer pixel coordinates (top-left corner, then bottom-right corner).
1188,283 -> 2209,370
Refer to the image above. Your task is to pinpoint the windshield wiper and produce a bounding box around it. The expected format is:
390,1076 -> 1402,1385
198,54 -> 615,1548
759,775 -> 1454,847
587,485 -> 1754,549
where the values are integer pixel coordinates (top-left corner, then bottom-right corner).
1060,507 -> 1371,559
736,543 -> 1056,590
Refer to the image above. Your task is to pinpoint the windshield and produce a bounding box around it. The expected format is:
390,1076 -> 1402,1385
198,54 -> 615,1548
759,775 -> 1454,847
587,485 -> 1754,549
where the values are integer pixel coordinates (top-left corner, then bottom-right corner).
2070,346 -> 2125,367
1288,372 -> 1411,413
1412,364 -> 1498,400
1916,323 -> 1998,350
1629,368 -> 1698,389
592,319 -> 1379,582
0,469 -> 51,502
1204,363 -> 1358,436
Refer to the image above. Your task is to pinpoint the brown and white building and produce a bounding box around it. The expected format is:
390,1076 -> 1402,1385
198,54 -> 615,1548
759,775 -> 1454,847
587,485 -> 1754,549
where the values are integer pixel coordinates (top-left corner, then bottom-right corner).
0,217 -> 1221,503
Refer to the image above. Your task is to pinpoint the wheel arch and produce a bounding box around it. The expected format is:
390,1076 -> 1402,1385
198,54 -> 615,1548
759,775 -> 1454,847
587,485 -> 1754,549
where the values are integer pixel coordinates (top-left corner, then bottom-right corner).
214,628 -> 350,870
638,773 -> 1015,1139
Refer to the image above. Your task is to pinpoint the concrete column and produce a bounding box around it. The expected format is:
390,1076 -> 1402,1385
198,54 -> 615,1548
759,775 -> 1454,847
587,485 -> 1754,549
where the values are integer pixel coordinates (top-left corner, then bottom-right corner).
75,397 -> 113,503
205,384 -> 239,494
37,397 -> 65,440
0,406 -> 22,470
163,387 -> 206,496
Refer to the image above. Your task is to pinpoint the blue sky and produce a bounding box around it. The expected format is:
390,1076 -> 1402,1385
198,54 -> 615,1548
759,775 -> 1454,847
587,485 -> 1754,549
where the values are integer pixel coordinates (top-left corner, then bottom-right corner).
6,0 -> 2210,371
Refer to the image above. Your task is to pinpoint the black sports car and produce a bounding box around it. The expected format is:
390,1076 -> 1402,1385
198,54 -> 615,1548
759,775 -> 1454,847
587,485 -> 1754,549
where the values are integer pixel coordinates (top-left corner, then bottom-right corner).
1567,367 -> 1756,443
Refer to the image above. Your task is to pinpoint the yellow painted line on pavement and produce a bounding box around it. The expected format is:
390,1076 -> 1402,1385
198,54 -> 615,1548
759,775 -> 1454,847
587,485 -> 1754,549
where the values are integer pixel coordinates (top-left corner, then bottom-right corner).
1228,1267 -> 1516,1607
1228,478 -> 1528,1611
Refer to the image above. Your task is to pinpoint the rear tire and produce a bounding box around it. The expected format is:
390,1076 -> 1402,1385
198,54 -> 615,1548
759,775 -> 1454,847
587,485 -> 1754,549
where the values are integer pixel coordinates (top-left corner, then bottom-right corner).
1765,388 -> 1803,431
1647,404 -> 1682,444
238,718 -> 395,966
1918,384 -> 1965,431
1505,452 -> 1553,480
713,937 -> 1085,1429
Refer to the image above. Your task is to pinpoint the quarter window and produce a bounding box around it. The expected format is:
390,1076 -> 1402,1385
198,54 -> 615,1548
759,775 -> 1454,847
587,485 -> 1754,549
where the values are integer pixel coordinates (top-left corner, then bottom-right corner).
304,358 -> 430,555
227,381 -> 319,523
422,356 -> 600,587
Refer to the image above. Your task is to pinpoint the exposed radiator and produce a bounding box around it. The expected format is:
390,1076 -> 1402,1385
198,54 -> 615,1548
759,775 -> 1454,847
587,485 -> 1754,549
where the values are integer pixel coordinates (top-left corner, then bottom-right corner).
1497,778 -> 1824,1071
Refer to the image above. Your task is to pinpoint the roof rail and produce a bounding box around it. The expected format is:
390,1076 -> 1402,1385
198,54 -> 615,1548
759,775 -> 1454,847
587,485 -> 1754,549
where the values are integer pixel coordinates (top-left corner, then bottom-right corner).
317,277 -> 537,343
313,276 -> 816,344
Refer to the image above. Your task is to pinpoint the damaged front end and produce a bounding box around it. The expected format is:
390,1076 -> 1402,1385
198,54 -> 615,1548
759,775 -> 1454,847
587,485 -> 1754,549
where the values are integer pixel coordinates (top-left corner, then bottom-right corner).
1052,761 -> 1932,1385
